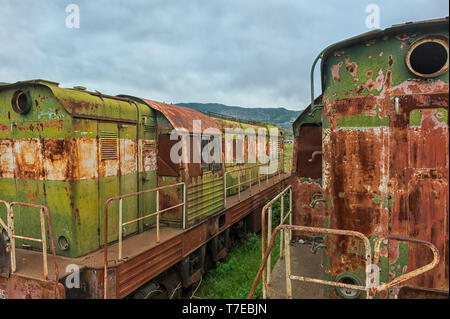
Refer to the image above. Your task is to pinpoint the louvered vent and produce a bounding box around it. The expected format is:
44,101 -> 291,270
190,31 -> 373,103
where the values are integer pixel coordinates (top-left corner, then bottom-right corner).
143,140 -> 156,152
100,131 -> 118,160
144,124 -> 155,133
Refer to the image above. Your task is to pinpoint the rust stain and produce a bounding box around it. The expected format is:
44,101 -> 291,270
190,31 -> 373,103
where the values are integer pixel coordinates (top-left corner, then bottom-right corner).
344,56 -> 359,82
142,99 -> 219,133
331,62 -> 343,82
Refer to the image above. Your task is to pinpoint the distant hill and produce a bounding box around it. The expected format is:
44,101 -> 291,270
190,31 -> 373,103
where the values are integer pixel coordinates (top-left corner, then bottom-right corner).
176,102 -> 302,129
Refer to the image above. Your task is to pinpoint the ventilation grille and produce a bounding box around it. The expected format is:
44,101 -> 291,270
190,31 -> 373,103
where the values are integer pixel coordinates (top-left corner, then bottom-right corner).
144,124 -> 155,133
100,131 -> 118,160
143,140 -> 156,152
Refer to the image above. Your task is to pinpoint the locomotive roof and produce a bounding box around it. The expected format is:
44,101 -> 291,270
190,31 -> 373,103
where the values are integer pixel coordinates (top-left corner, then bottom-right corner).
320,17 -> 449,68
1,79 -> 274,133
292,95 -> 322,131
141,98 -> 221,132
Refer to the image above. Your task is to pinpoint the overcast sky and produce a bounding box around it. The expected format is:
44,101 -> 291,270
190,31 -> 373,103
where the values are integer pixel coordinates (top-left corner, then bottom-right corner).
0,1 -> 448,110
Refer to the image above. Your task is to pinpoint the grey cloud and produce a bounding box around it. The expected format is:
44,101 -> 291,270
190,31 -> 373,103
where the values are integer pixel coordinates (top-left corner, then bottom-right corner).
0,0 -> 448,110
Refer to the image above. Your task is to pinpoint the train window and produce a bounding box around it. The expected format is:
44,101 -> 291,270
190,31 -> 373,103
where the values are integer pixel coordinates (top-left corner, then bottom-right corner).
11,90 -> 31,114
157,134 -> 180,176
406,36 -> 449,78
297,124 -> 322,178
201,135 -> 222,173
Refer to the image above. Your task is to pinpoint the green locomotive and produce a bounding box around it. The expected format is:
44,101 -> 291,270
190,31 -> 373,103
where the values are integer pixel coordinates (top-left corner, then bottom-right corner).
0,79 -> 287,298
291,17 -> 448,298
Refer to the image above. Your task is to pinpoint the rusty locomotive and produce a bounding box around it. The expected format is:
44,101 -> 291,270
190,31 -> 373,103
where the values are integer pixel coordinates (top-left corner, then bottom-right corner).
283,17 -> 448,299
0,80 -> 289,298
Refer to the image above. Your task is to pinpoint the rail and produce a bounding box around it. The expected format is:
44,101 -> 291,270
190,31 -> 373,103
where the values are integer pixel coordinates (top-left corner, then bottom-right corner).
103,182 -> 186,299
223,156 -> 291,207
0,199 -> 60,298
260,185 -> 292,298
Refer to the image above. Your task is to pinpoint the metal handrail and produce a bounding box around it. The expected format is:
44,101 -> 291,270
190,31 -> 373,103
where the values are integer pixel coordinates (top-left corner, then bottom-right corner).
249,226 -> 441,299
248,224 -> 372,299
373,235 -> 440,295
260,185 -> 292,298
103,182 -> 186,299
0,200 -> 60,298
223,156 -> 290,206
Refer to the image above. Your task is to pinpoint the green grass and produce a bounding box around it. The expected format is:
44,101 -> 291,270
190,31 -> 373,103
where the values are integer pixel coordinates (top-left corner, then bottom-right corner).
195,192 -> 290,299
195,232 -> 281,299
194,144 -> 293,299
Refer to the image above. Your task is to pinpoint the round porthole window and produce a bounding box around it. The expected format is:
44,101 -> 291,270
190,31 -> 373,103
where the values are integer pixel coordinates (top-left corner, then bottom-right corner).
406,36 -> 449,78
11,90 -> 32,114
335,275 -> 362,299
58,236 -> 70,251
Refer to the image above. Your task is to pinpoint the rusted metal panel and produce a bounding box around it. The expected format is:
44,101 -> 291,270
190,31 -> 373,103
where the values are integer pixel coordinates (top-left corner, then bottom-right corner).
141,99 -> 220,133
398,286 -> 449,299
157,134 -> 180,177
297,125 -> 322,179
389,93 -> 449,292
117,236 -> 183,298
317,18 -> 449,298
182,223 -> 208,255
291,178 -> 325,236
0,275 -> 65,299
0,82 -> 156,258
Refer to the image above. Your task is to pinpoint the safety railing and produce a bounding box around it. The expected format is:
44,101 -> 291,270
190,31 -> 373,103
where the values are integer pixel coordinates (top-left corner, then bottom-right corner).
103,182 -> 186,298
223,156 -> 290,207
260,185 -> 292,298
372,235 -> 440,296
0,199 -> 60,297
248,224 -> 440,299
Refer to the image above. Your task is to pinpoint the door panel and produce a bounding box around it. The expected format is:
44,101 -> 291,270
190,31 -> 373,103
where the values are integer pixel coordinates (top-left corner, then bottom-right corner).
118,124 -> 138,237
141,124 -> 157,228
98,122 -> 120,245
389,94 -> 449,293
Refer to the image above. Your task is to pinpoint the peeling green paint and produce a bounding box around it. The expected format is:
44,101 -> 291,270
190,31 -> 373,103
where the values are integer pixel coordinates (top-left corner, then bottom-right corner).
373,194 -> 394,209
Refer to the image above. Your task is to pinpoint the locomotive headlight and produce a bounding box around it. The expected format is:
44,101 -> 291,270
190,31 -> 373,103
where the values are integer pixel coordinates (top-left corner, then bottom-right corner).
11,90 -> 32,114
406,35 -> 449,78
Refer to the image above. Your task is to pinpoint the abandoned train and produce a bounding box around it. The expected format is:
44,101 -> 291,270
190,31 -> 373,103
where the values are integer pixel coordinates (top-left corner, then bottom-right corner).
0,79 -> 288,298
291,17 -> 448,298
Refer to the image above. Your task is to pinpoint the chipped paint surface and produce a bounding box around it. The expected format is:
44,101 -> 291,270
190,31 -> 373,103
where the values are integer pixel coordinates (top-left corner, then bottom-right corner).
0,82 -> 157,258
316,20 -> 449,298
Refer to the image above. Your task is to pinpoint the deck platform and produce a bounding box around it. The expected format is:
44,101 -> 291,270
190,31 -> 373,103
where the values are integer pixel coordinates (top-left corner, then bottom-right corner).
267,240 -> 324,299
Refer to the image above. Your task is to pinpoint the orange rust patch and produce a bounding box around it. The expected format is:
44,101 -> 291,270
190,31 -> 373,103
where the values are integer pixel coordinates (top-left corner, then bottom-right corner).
331,62 -> 343,82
